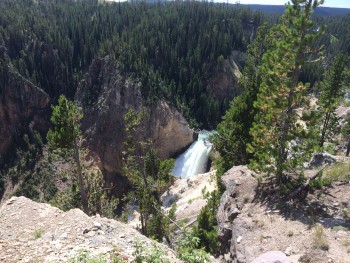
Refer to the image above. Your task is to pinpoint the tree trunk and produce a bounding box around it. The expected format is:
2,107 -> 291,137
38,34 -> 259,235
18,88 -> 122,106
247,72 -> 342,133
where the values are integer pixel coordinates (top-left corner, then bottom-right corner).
74,139 -> 89,214
320,112 -> 331,148
346,139 -> 350,157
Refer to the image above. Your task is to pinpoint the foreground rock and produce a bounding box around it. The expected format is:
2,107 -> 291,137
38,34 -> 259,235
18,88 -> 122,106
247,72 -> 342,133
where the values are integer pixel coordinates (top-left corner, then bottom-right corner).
0,196 -> 180,262
217,165 -> 350,263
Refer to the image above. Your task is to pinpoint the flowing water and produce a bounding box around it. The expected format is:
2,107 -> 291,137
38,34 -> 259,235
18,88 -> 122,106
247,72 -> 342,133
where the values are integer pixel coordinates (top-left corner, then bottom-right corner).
172,131 -> 213,179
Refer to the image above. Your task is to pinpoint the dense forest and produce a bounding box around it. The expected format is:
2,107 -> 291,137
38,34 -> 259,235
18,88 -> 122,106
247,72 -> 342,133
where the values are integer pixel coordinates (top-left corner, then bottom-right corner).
0,0 -> 349,129
0,0 -> 264,129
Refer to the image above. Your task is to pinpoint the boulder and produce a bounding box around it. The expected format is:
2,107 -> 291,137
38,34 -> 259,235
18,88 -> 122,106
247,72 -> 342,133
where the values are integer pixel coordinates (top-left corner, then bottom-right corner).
307,152 -> 349,170
307,152 -> 338,168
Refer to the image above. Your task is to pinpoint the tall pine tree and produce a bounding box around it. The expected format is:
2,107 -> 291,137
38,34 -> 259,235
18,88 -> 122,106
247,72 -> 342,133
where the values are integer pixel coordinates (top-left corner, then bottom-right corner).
47,95 -> 89,213
212,24 -> 269,176
248,0 -> 323,182
317,53 -> 349,147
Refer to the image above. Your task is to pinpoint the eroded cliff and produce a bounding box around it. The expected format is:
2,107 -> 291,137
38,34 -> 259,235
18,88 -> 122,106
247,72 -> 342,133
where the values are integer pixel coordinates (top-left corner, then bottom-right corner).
0,46 -> 50,161
75,56 -> 195,196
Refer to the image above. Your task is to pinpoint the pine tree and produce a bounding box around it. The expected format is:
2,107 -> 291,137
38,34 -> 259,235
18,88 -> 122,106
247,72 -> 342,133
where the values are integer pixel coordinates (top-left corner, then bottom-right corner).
47,95 -> 89,213
122,108 -> 174,241
318,53 -> 349,147
248,0 -> 323,182
212,23 -> 268,174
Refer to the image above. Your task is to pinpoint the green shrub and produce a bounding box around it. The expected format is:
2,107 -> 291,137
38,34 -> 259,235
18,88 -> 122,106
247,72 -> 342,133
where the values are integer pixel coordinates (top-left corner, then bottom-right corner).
176,230 -> 210,263
33,228 -> 44,240
132,239 -> 170,263
68,251 -> 128,263
192,190 -> 220,255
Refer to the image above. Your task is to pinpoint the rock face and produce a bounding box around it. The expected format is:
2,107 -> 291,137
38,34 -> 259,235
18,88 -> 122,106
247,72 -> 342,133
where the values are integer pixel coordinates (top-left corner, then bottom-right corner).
0,46 -> 50,160
307,152 -> 348,169
217,165 -> 257,262
75,56 -> 194,196
148,100 -> 195,160
206,52 -> 242,103
0,196 -> 180,262
217,164 -> 350,263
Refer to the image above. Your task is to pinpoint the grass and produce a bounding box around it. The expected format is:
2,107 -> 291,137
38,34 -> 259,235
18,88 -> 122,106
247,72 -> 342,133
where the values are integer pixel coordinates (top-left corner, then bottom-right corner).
33,228 -> 44,240
324,161 -> 350,181
312,225 -> 329,251
68,251 -> 128,263
331,225 -> 349,232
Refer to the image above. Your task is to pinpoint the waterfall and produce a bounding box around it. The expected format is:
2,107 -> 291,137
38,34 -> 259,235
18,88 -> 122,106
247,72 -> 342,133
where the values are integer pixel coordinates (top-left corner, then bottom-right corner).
172,131 -> 213,179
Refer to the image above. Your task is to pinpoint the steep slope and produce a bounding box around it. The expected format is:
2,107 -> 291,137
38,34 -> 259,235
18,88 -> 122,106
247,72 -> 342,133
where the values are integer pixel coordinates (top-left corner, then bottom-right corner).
0,46 -> 50,161
0,196 -> 180,262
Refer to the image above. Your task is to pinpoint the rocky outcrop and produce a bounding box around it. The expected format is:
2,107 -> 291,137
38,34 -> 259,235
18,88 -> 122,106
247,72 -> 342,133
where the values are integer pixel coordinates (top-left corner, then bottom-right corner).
0,196 -> 180,262
217,164 -> 350,263
206,52 -> 244,102
217,166 -> 257,262
0,46 -> 50,160
307,152 -> 348,169
161,171 -> 217,221
75,56 -> 194,196
149,100 -> 195,160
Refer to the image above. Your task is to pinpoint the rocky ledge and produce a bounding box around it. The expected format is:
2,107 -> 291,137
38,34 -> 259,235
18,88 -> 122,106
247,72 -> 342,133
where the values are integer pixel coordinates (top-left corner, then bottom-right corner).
0,196 -> 180,262
217,165 -> 350,263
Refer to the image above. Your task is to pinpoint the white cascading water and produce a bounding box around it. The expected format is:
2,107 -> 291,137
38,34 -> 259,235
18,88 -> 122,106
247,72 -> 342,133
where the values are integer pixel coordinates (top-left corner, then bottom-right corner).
172,131 -> 213,179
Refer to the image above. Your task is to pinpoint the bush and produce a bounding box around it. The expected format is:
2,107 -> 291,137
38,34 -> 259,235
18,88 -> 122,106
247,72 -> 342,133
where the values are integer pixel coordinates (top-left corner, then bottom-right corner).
133,240 -> 170,263
33,228 -> 44,240
192,190 -> 220,255
176,230 -> 210,263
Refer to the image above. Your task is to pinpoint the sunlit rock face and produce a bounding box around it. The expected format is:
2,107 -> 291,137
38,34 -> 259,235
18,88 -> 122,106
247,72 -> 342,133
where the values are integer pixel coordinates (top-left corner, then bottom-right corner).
75,56 -> 194,196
